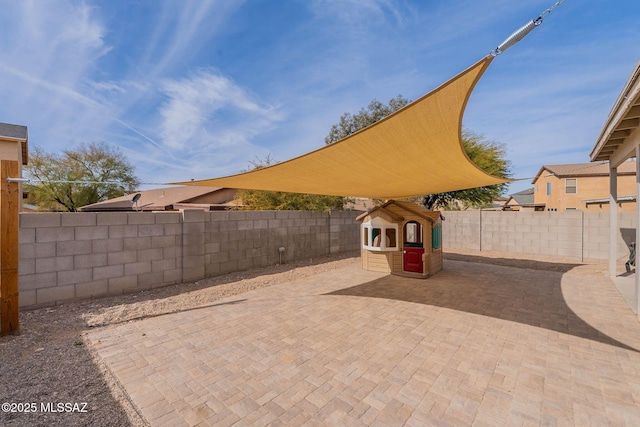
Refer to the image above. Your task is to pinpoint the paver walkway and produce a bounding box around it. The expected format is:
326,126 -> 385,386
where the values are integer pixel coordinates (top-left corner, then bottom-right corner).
87,259 -> 640,426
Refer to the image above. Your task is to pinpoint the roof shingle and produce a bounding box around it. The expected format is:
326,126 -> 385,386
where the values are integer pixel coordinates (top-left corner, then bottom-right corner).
533,160 -> 636,183
0,122 -> 27,140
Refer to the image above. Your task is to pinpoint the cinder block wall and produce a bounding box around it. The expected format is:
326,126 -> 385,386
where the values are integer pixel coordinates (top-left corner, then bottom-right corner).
18,210 -> 361,308
443,210 -> 635,262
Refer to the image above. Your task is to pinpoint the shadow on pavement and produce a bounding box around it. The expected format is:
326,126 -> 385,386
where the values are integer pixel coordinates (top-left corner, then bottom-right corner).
443,252 -> 582,273
326,257 -> 639,353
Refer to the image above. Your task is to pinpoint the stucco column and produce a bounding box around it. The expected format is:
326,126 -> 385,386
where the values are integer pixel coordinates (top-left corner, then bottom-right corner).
609,165 -> 618,277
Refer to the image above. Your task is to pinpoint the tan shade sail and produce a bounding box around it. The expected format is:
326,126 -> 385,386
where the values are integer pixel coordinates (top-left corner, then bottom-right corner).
176,55 -> 510,199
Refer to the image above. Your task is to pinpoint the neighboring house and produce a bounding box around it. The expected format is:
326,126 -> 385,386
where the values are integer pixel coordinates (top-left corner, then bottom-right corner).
490,196 -> 508,210
531,161 -> 637,212
21,203 -> 40,212
80,186 -> 238,212
502,188 -> 544,211
0,122 -> 28,211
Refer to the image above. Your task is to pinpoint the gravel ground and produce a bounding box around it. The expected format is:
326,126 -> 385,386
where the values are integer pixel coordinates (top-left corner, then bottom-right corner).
0,249 -> 601,427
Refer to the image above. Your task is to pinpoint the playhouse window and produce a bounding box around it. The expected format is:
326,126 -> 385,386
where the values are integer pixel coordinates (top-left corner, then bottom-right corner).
372,228 -> 382,246
385,229 -> 397,248
404,221 -> 423,247
363,220 -> 398,251
432,223 -> 442,250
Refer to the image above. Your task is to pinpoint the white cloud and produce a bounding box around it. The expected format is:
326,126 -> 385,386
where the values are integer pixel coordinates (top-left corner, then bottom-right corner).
159,69 -> 283,153
7,1 -> 109,81
0,0 -> 254,183
0,0 -> 112,147
139,0 -> 243,78
89,81 -> 126,94
311,0 -> 409,26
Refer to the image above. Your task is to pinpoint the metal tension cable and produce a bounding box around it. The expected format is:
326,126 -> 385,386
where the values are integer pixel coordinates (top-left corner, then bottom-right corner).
5,177 -> 168,186
491,0 -> 566,56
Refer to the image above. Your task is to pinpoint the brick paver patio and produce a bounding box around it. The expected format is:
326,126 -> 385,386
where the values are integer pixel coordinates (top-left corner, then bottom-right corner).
87,258 -> 640,426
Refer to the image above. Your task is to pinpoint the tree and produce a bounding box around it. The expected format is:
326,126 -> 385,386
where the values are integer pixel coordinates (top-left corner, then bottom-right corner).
325,95 -> 410,145
422,129 -> 511,210
325,96 -> 511,209
25,142 -> 140,212
234,156 -> 351,211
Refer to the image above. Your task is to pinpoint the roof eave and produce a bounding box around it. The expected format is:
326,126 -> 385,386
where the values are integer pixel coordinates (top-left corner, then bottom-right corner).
590,60 -> 640,162
531,166 -> 551,184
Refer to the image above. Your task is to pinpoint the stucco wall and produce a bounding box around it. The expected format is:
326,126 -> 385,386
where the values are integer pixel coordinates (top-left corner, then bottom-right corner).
443,210 -> 635,263
533,174 -> 636,212
18,210 -> 360,308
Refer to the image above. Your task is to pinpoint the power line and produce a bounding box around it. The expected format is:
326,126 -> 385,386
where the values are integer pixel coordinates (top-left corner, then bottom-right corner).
7,177 -> 172,186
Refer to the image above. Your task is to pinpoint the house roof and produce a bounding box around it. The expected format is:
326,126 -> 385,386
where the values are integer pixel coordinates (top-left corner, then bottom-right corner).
507,188 -> 534,205
176,57 -> 509,199
532,160 -> 637,183
80,186 -> 235,212
356,200 -> 442,222
591,59 -> 640,163
0,123 -> 27,140
0,122 -> 28,164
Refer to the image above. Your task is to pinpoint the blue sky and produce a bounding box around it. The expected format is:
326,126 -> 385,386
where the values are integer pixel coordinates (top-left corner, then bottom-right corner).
1,0 -> 639,195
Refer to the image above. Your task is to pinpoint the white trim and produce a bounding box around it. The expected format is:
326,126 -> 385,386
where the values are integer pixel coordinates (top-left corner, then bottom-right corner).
590,60 -> 640,161
362,218 -> 399,252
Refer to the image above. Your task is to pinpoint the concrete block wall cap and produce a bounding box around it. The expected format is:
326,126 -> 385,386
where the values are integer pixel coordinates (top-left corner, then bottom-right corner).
61,212 -> 97,227
21,213 -> 62,228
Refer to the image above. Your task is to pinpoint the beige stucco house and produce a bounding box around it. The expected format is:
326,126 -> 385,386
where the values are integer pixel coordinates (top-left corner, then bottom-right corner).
531,161 -> 637,212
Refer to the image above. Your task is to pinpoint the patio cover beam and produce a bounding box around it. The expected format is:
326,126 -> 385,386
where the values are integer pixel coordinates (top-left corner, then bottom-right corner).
590,61 -> 640,319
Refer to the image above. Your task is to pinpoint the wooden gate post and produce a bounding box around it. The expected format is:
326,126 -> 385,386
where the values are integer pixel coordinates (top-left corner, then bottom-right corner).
0,123 -> 28,336
0,160 -> 19,335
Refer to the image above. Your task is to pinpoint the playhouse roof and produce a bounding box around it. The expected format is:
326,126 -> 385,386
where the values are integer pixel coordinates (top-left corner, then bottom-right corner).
175,56 -> 509,199
356,200 -> 442,223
